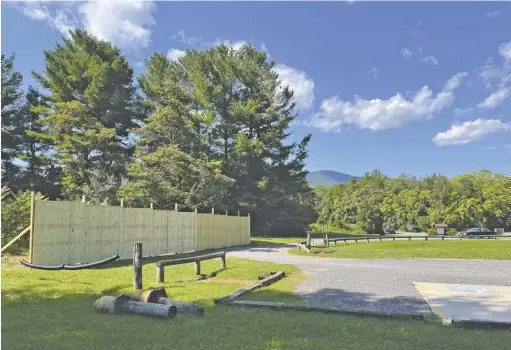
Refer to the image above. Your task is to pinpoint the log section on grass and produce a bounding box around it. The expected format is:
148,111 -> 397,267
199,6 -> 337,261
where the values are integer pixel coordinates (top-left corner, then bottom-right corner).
94,294 -> 177,318
130,288 -> 204,316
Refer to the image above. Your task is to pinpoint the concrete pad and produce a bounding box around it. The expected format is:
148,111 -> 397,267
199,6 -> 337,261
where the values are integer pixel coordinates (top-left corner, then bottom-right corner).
414,282 -> 511,324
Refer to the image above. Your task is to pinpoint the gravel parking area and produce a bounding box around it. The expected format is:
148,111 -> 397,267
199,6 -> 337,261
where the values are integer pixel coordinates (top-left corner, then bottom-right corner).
228,245 -> 511,316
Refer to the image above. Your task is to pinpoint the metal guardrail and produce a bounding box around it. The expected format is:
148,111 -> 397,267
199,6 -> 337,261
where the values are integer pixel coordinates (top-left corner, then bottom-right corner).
299,234 -> 502,249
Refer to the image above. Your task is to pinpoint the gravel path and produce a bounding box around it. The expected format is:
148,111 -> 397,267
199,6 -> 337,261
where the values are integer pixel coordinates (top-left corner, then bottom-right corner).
227,245 -> 511,316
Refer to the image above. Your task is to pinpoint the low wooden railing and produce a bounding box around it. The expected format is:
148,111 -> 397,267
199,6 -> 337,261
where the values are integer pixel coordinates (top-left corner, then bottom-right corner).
156,251 -> 226,282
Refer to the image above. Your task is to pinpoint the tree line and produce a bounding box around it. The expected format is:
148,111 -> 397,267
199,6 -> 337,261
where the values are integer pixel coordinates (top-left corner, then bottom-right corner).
1,29 -> 316,235
314,170 -> 511,234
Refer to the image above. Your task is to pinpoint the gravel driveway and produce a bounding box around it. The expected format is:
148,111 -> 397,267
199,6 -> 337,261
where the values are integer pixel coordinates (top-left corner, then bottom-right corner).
227,245 -> 511,316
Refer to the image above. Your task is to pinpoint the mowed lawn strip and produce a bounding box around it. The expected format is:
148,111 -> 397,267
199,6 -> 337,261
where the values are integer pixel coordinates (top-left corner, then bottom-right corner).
289,240 -> 511,260
2,254 -> 511,349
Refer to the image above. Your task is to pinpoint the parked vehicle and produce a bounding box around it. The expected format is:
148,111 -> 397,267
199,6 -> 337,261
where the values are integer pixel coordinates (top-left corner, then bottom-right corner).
384,226 -> 396,234
457,227 -> 496,237
406,224 -> 420,232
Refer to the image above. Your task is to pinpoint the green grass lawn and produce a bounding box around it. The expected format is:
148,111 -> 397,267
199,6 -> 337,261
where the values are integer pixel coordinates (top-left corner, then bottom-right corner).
250,232 -> 370,246
289,240 -> 511,260
3,254 -> 511,349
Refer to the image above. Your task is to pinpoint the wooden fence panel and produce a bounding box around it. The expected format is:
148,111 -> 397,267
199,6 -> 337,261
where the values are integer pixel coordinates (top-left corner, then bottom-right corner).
31,201 -> 250,265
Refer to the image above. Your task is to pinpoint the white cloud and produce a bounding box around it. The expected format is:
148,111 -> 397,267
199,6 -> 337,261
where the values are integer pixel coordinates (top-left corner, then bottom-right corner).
20,3 -> 76,39
484,11 -> 500,20
215,39 -> 248,51
506,144 -> 511,149
420,56 -> 439,65
22,3 -> 50,20
79,1 -> 155,49
401,48 -> 412,60
166,49 -> 186,61
368,68 -> 380,80
307,72 -> 467,132
19,1 -> 155,50
499,41 -> 511,61
453,107 -> 473,117
486,146 -> 497,150
433,119 -> 511,146
172,30 -> 204,46
477,87 -> 511,109
274,64 -> 315,110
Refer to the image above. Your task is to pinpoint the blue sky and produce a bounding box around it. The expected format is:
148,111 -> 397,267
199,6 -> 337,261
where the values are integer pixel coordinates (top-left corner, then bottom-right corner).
2,1 -> 511,178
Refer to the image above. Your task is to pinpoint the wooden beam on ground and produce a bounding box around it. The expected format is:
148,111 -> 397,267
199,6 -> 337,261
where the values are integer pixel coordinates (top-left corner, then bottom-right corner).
214,271 -> 285,304
226,300 -> 427,320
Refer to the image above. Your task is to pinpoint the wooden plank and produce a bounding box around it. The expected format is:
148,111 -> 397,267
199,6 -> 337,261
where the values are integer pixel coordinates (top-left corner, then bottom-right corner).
29,192 -> 36,262
157,251 -> 226,267
227,300 -> 428,320
214,271 -> 285,304
1,226 -> 30,253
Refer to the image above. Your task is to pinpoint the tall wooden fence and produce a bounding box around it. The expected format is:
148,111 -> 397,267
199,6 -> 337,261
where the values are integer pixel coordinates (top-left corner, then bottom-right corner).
31,200 -> 250,266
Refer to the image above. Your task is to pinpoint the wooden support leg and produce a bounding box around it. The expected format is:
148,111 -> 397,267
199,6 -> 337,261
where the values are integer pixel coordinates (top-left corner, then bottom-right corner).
221,255 -> 226,268
195,261 -> 201,275
133,242 -> 143,290
409,237 -> 411,241
157,265 -> 164,283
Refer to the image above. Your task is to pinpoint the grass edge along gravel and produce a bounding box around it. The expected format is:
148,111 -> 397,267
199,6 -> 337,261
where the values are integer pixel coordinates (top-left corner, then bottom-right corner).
3,254 -> 511,349
288,240 -> 511,260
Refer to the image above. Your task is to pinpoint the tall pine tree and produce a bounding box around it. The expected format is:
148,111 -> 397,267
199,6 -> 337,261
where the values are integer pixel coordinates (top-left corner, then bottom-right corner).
31,30 -> 141,203
1,53 -> 24,188
128,45 -> 315,230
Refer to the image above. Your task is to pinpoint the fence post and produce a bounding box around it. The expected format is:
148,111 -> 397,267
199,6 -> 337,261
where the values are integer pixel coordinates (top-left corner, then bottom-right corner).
120,198 -> 124,207
306,233 -> 311,249
175,203 -> 178,211
150,202 -> 154,210
237,210 -> 240,216
133,242 -> 143,290
325,233 -> 329,247
212,208 -> 215,215
225,210 -> 228,216
29,191 -> 36,263
82,195 -> 86,203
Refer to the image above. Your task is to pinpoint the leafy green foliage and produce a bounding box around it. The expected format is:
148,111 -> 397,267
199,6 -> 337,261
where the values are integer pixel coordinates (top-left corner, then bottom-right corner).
315,170 -> 511,233
1,187 -> 46,252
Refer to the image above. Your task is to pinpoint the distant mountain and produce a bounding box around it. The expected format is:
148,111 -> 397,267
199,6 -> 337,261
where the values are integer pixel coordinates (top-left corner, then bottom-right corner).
307,170 -> 361,187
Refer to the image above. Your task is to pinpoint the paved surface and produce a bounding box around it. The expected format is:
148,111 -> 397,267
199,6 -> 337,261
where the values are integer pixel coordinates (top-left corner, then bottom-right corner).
414,282 -> 511,324
227,245 -> 511,316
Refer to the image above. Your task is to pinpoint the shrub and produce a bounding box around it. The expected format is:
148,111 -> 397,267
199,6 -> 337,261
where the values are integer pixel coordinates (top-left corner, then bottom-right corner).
1,187 -> 46,253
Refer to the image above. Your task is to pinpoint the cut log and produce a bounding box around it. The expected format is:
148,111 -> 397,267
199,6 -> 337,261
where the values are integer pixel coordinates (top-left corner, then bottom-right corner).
94,294 -> 176,318
214,271 -> 285,304
130,288 -> 204,316
94,295 -> 131,314
158,297 -> 204,316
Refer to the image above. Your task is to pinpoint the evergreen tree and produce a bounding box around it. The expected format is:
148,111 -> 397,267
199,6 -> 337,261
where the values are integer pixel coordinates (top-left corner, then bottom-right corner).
31,30 -> 141,202
18,87 -> 62,198
127,45 -> 315,230
1,53 -> 24,188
